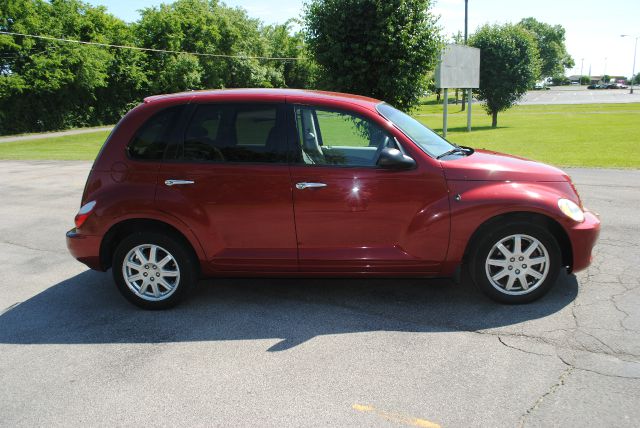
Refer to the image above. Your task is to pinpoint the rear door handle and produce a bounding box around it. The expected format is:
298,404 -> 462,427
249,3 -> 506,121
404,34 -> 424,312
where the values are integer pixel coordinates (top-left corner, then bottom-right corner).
296,182 -> 327,190
165,179 -> 195,186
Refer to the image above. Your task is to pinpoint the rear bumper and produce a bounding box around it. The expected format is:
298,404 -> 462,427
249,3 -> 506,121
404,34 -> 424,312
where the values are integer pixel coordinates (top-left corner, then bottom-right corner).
568,210 -> 601,273
66,228 -> 104,271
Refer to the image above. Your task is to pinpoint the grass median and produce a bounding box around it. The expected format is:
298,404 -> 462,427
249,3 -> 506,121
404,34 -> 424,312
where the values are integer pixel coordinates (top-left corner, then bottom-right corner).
0,130 -> 111,160
0,102 -> 638,168
415,102 -> 640,168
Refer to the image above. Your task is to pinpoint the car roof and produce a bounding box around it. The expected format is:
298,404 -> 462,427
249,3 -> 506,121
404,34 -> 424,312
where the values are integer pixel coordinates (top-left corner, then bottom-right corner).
143,88 -> 382,110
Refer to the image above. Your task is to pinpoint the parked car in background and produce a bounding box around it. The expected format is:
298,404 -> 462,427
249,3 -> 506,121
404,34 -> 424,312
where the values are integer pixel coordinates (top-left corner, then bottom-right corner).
587,84 -> 604,89
533,82 -> 550,90
67,89 -> 600,309
607,83 -> 628,89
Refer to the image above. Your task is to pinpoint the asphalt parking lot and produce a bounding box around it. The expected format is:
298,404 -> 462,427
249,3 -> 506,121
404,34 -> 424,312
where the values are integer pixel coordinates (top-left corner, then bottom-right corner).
521,86 -> 640,105
1,161 -> 639,427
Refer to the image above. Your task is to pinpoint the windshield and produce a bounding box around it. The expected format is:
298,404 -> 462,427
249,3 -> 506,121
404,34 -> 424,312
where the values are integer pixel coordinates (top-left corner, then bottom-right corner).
376,103 -> 456,158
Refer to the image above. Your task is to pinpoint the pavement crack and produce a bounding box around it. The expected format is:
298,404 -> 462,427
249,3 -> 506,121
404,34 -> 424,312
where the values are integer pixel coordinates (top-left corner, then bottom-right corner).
609,291 -> 635,332
497,336 -> 554,357
597,238 -> 640,248
556,355 -> 640,380
577,330 -> 619,355
571,367 -> 640,380
0,240 -> 59,254
519,365 -> 574,427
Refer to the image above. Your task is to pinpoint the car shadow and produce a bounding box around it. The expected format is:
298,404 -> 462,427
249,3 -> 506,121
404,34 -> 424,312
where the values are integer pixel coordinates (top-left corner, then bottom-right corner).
0,270 -> 578,352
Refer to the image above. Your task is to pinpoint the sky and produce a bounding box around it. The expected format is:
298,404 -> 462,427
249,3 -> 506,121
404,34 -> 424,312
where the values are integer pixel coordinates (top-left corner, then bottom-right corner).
85,0 -> 640,77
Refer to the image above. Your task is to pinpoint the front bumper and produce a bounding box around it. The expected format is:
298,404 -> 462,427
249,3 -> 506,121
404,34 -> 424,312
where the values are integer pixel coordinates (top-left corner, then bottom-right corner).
568,210 -> 601,273
66,228 -> 104,271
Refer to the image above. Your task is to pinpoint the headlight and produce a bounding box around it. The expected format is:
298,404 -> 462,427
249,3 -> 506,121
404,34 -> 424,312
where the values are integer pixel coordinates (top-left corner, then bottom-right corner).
558,198 -> 585,222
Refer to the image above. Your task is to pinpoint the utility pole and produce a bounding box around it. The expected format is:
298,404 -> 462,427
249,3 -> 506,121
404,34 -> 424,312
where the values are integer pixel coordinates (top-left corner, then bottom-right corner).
621,35 -> 638,94
465,0 -> 468,42
461,0 -> 469,113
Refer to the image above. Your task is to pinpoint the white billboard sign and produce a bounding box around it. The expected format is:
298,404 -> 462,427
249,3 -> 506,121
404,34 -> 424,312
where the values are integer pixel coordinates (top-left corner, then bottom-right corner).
435,44 -> 480,89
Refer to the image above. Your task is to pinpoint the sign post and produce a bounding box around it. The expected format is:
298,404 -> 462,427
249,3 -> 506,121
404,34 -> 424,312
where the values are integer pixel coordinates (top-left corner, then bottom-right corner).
435,44 -> 480,137
467,88 -> 472,132
443,88 -> 448,137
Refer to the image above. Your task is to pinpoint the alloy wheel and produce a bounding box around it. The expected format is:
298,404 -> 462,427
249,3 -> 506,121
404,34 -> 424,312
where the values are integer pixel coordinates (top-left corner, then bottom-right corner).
484,234 -> 550,296
122,244 -> 181,301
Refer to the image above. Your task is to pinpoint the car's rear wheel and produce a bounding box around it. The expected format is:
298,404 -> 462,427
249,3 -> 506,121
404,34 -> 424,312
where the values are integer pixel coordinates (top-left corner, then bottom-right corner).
469,222 -> 562,304
113,232 -> 197,309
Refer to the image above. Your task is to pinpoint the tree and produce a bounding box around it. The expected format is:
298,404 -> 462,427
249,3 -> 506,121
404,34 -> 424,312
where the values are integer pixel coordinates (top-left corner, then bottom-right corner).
262,20 -> 318,89
469,24 -> 540,128
304,0 -> 443,110
135,0 -> 276,92
518,17 -> 573,79
1,0 -> 312,134
549,74 -> 569,86
135,0 -> 315,92
579,75 -> 590,85
0,0 -> 147,134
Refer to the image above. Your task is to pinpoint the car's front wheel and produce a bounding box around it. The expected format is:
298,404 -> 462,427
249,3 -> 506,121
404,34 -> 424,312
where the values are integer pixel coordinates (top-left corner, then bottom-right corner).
469,222 -> 562,304
112,232 -> 197,309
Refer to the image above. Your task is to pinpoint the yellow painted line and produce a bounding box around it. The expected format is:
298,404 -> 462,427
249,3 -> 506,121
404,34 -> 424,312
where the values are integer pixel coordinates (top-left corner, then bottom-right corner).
352,403 -> 441,428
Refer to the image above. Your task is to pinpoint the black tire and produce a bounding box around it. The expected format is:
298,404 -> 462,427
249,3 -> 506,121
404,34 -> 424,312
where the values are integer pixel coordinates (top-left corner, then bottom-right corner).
112,231 -> 198,309
469,221 -> 562,304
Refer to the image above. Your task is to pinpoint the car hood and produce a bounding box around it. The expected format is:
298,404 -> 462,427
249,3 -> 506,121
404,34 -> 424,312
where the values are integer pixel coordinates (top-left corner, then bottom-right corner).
441,149 -> 568,182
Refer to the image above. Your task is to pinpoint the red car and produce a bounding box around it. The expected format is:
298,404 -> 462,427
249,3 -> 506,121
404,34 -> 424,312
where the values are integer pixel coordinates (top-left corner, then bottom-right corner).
67,89 -> 600,308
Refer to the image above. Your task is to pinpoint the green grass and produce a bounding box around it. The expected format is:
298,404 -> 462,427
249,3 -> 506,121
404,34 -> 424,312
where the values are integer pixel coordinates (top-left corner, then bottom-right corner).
0,130 -> 111,160
0,103 -> 639,168
414,102 -> 640,168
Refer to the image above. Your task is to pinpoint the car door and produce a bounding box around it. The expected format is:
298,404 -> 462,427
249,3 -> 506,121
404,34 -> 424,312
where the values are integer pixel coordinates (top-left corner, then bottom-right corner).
156,102 -> 298,272
287,103 -> 450,274
121,104 -> 188,223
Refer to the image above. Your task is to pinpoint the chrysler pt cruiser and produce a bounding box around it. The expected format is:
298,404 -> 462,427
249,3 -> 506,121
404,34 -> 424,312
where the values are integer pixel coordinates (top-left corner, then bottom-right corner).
67,89 -> 600,309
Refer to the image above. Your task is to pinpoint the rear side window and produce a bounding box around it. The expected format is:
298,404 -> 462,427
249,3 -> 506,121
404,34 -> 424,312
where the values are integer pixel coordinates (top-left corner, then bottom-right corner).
182,104 -> 286,163
127,106 -> 183,160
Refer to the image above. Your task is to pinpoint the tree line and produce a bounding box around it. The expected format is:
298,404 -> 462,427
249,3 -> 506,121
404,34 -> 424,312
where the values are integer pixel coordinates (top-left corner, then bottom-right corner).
1,0 -> 574,134
1,0 -> 316,134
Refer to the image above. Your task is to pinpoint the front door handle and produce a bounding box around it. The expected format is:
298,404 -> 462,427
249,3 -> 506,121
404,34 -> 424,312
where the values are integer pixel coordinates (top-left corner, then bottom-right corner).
296,182 -> 327,190
165,179 -> 195,186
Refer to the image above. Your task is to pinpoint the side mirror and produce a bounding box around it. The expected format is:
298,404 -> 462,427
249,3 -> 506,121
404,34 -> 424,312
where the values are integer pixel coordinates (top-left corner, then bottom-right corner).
377,148 -> 416,170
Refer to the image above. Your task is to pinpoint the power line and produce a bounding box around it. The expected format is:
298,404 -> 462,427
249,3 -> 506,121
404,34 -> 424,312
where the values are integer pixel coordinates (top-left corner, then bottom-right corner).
0,30 -> 300,61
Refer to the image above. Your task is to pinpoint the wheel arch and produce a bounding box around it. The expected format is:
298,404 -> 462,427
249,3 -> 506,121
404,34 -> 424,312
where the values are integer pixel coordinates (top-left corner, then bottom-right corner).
100,218 -> 202,273
462,211 -> 573,271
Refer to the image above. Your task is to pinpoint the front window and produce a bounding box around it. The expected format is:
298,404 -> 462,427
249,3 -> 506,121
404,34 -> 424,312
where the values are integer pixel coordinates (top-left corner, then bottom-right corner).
293,105 -> 397,167
376,103 -> 456,158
